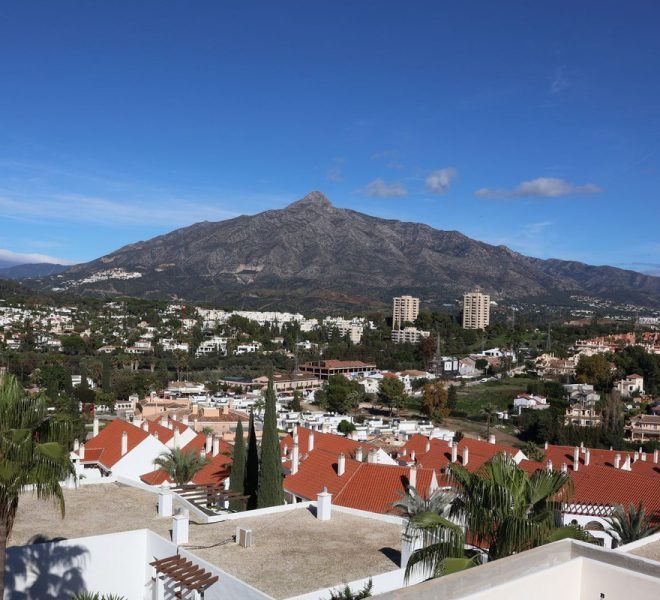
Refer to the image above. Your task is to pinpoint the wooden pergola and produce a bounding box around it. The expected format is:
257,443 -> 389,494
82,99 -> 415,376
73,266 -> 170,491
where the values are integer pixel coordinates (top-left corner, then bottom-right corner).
173,483 -> 250,515
150,554 -> 219,599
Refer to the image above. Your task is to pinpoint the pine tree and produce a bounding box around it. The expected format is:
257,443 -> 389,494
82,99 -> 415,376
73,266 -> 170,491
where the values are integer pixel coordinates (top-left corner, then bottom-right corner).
257,376 -> 284,508
229,418 -> 246,511
244,411 -> 259,510
447,385 -> 458,412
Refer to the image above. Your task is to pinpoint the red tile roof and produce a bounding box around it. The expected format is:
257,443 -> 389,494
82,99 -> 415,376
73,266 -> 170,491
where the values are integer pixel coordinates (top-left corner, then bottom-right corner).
281,428 -> 376,460
284,448 -> 436,514
83,419 -> 150,468
543,445 -> 660,477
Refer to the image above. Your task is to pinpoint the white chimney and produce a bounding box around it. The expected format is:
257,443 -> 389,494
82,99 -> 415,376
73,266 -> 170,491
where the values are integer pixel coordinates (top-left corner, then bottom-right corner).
355,447 -> 363,462
73,438 -> 80,453
205,433 -> 213,454
213,435 -> 220,457
654,449 -> 659,464
447,439 -> 453,447
292,442 -> 299,474
158,482 -> 173,517
488,434 -> 496,445
410,450 -> 416,462
425,438 -> 431,453
316,487 -> 332,521
367,449 -> 378,464
142,421 -> 149,432
573,447 -> 580,471
199,447 -> 206,458
161,415 -> 168,428
93,418 -> 99,438
172,509 -> 189,545
337,453 -> 346,477
308,430 -> 315,453
561,463 -> 567,473
79,443 -> 85,460
585,449 -> 590,467
546,459 -> 553,472
614,454 -> 621,469
641,452 -> 647,462
622,454 -> 632,471
544,440 -> 549,450
121,431 -> 128,456
639,446 -> 643,454
462,446 -> 469,466
451,444 -> 458,463
173,428 -> 181,449
409,465 -> 417,489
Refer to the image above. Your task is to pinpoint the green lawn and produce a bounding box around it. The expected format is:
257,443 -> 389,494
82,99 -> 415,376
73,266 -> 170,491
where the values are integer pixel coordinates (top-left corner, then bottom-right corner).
453,377 -> 536,418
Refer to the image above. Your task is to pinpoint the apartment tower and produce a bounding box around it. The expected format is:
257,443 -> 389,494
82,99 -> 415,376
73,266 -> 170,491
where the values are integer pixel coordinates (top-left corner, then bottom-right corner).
392,295 -> 420,329
463,291 -> 490,329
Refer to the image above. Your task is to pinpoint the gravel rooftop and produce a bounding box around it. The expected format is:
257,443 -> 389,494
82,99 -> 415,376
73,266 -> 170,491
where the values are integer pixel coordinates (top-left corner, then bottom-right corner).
11,483 -> 403,599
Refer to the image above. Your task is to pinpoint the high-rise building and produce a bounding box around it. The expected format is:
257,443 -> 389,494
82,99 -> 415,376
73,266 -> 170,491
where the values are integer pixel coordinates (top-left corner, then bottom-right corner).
463,291 -> 490,329
392,295 -> 420,329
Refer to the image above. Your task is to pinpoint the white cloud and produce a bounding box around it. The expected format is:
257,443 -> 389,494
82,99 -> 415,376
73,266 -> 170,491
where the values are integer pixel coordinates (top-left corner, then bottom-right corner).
425,168 -> 457,194
360,178 -> 408,198
475,177 -> 602,199
550,66 -> 568,94
0,248 -> 76,266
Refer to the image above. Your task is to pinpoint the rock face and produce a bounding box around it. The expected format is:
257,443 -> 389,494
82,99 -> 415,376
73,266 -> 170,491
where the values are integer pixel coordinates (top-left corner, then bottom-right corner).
34,191 -> 660,310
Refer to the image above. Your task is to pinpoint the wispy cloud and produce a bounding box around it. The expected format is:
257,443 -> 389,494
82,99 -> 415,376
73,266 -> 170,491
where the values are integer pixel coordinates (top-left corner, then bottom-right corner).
483,221 -> 555,257
475,177 -> 602,199
359,178 -> 408,198
550,66 -> 568,94
326,157 -> 345,182
0,193 -> 237,227
371,150 -> 404,170
425,168 -> 457,195
0,248 -> 76,266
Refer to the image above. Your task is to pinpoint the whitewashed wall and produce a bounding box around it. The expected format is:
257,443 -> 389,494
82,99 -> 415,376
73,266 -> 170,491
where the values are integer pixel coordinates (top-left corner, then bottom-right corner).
113,435 -> 169,480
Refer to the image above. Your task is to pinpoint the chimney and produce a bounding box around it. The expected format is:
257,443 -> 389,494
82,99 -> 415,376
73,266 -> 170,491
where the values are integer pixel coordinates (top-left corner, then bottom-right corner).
308,430 -> 315,453
447,439 -> 453,447
425,438 -> 431,453
160,415 -> 168,428
561,463 -> 567,473
367,449 -> 378,464
641,452 -> 647,462
199,447 -> 206,458
292,442 -> 299,474
488,434 -> 496,445
409,464 -> 417,489
73,438 -> 80,453
639,446 -> 643,454
121,431 -> 128,456
622,454 -> 632,471
213,435 -> 220,457
654,449 -> 659,464
142,421 -> 149,432
585,449 -> 590,467
410,450 -> 416,462
316,487 -> 332,521
544,440 -> 549,450
355,447 -> 364,462
158,482 -> 173,517
182,415 -> 189,426
93,418 -> 99,438
462,446 -> 469,466
172,509 -> 189,545
337,453 -> 346,476
173,428 -> 181,449
451,444 -> 458,463
573,446 -> 580,471
205,432 -> 213,454
614,454 -> 621,469
79,443 -> 85,460
546,459 -> 553,472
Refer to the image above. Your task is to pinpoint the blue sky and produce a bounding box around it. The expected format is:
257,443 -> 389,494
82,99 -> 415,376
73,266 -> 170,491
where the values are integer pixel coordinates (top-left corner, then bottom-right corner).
1,1 -> 659,274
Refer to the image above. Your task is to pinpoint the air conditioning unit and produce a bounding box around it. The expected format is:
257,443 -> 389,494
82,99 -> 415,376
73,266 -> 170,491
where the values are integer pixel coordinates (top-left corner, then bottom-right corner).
236,527 -> 253,548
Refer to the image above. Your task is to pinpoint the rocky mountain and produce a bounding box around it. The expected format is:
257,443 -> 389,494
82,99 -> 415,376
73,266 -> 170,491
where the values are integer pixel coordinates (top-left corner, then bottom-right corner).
0,263 -> 69,280
31,192 -> 660,310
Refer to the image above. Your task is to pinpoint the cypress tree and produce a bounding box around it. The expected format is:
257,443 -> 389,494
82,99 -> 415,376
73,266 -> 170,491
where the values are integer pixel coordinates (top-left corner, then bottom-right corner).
257,376 -> 284,508
79,361 -> 89,390
244,411 -> 259,510
229,418 -> 246,511
101,356 -> 112,394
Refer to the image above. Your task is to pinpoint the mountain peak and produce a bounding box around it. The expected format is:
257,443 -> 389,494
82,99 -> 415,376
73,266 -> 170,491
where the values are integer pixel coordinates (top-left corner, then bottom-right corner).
286,191 -> 333,210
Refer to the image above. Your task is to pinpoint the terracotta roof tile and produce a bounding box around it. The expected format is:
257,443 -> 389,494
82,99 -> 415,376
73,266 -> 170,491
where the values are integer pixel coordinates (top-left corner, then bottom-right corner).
83,419 -> 149,468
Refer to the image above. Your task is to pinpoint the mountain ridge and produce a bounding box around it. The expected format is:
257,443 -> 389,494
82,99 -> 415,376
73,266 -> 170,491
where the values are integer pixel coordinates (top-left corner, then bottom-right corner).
27,192 -> 660,310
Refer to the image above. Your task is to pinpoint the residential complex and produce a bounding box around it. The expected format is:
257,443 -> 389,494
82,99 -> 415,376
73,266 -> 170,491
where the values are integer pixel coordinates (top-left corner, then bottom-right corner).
462,290 -> 491,329
392,295 -> 420,329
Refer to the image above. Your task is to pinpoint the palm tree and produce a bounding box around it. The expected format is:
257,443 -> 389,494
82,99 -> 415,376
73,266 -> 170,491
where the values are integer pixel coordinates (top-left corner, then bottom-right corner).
153,448 -> 210,487
481,403 -> 496,439
405,453 -> 593,580
392,486 -> 455,519
0,374 -> 74,598
604,502 -> 660,547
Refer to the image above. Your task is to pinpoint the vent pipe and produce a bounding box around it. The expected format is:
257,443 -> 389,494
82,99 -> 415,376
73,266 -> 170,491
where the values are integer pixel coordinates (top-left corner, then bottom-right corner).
584,449 -> 590,467
367,449 -> 378,464
546,459 -> 553,472
462,446 -> 469,466
205,432 -> 213,454
409,464 -> 417,489
213,435 -> 220,457
573,446 -> 580,471
544,440 -> 549,450
561,463 -> 567,473
292,442 -> 299,474
93,418 -> 99,438
410,450 -> 416,462
79,443 -> 85,460
308,430 -> 315,453
425,438 -> 431,453
337,453 -> 345,477
451,444 -> 458,463
355,447 -> 363,462
121,431 -> 128,456
614,454 -> 621,469
622,454 -> 632,471
654,449 -> 659,464
488,434 -> 496,445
